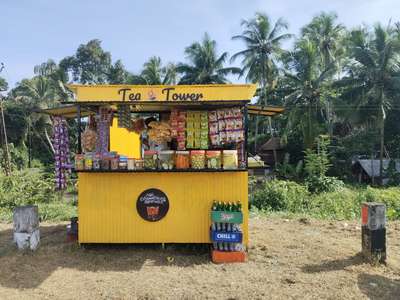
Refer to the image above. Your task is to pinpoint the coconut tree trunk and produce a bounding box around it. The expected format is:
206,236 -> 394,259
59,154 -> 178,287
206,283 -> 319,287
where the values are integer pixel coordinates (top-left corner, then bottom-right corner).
44,128 -> 55,154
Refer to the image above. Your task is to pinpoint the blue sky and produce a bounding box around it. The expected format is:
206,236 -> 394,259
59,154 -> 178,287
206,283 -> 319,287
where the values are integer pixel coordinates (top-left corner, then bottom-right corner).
1,0 -> 399,89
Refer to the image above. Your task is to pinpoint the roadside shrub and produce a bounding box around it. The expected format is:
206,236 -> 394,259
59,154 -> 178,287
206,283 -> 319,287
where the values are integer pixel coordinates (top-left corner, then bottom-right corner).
309,188 -> 361,220
0,169 -> 56,209
252,180 -> 309,212
305,175 -> 345,194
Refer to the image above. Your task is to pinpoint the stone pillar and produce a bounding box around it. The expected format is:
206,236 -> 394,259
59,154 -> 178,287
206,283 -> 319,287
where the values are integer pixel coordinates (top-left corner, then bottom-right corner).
13,205 -> 40,250
361,202 -> 386,263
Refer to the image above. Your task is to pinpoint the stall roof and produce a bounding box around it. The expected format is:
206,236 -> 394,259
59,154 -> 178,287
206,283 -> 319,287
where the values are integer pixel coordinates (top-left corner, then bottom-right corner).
247,105 -> 285,116
40,103 -> 285,118
35,105 -> 93,118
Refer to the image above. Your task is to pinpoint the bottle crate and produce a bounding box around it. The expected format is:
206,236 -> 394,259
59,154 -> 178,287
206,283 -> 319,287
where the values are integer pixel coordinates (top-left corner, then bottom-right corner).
211,250 -> 246,263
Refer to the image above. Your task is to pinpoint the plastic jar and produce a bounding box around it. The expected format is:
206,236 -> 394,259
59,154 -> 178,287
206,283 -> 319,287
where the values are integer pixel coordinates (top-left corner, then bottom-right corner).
119,156 -> 128,170
110,156 -> 119,170
144,150 -> 158,169
84,153 -> 93,170
135,159 -> 144,170
127,158 -> 135,170
175,151 -> 190,169
101,156 -> 110,170
159,150 -> 175,170
75,154 -> 85,171
223,150 -> 238,169
190,150 -> 205,169
206,150 -> 221,169
93,154 -> 101,170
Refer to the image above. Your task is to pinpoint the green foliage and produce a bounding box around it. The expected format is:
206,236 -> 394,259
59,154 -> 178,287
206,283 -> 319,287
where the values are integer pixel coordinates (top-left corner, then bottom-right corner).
60,39 -> 112,84
37,201 -> 77,222
252,180 -> 309,212
302,136 -> 345,193
275,153 -> 304,181
252,179 -> 400,221
304,139 -> 331,177
0,169 -> 56,209
0,76 -> 8,91
305,175 -> 344,193
177,33 -> 241,84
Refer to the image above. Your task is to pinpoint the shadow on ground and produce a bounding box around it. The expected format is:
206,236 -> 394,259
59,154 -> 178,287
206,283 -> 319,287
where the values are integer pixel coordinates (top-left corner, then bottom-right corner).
301,253 -> 365,273
358,273 -> 400,300
0,224 -> 210,290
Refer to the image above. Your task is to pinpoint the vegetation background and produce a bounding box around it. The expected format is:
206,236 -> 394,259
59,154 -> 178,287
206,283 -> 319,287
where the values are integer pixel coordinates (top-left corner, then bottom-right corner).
1,12 -> 400,221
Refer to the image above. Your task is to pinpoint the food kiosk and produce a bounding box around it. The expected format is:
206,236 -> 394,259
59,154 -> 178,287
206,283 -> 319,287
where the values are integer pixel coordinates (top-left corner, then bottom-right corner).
43,84 -> 284,252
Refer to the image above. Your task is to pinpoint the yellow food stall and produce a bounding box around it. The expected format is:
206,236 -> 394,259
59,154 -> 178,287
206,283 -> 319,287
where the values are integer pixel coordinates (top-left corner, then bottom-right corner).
42,84 -> 284,256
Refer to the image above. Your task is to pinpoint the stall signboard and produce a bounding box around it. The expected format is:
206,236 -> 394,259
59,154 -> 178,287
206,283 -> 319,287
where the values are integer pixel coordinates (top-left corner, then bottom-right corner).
136,189 -> 169,222
68,84 -> 257,102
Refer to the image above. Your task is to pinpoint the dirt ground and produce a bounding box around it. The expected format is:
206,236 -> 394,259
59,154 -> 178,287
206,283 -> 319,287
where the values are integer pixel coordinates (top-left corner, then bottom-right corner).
0,215 -> 399,300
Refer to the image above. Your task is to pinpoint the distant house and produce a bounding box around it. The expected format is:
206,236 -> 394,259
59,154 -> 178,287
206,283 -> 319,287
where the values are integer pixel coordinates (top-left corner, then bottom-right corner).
257,137 -> 284,166
351,159 -> 400,184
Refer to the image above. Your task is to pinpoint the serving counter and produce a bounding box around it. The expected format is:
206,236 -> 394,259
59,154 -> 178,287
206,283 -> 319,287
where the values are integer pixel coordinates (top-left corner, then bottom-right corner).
78,170 -> 248,244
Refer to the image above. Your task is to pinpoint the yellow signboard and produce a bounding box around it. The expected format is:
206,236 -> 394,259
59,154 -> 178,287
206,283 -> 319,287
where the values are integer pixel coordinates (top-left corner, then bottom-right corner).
68,84 -> 257,103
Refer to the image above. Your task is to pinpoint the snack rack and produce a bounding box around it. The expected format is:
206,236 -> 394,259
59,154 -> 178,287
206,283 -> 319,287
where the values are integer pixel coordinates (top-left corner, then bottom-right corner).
40,84 -> 284,247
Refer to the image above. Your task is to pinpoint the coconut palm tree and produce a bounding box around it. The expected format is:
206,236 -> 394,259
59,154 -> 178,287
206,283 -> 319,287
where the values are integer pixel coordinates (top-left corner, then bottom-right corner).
301,12 -> 346,70
128,56 -> 177,85
335,24 -> 400,180
10,75 -> 61,154
231,13 -> 292,151
176,33 -> 240,84
282,38 -> 337,148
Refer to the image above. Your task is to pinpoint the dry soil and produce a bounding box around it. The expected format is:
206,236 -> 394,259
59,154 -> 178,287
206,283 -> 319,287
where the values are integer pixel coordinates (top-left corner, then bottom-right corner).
0,215 -> 399,299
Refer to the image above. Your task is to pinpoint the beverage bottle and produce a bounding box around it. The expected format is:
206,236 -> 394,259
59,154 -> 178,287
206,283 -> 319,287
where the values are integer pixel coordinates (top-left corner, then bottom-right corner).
223,242 -> 228,251
232,202 -> 238,212
211,222 -> 216,231
212,201 -> 217,211
218,242 -> 223,251
218,201 -> 223,211
237,202 -> 242,212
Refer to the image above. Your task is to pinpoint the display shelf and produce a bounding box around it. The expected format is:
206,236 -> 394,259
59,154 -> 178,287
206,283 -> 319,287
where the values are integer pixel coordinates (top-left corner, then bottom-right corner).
73,168 -> 248,173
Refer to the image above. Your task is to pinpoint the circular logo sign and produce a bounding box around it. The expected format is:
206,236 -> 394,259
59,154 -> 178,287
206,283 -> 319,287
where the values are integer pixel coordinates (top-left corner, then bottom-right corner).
136,189 -> 169,222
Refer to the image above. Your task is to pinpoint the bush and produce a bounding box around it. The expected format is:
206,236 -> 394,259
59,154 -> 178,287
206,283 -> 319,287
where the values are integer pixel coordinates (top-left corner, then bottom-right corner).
309,188 -> 361,220
251,179 -> 400,221
252,180 -> 309,212
0,169 -> 56,209
305,175 -> 345,194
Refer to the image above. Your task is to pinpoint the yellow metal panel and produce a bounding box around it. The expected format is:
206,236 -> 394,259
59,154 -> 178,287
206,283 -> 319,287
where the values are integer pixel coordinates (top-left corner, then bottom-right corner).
78,172 -> 248,245
69,84 -> 257,102
109,119 -> 141,158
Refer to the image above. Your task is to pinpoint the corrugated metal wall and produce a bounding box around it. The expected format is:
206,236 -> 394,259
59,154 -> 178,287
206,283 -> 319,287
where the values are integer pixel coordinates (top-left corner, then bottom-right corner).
78,172 -> 248,244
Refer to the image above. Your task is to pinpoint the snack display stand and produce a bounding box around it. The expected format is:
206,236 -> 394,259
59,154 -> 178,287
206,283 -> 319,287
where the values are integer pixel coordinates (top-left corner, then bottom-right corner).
42,84 -> 284,252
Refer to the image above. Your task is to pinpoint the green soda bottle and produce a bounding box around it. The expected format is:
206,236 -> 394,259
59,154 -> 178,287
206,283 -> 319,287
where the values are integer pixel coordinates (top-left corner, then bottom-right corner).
212,201 -> 217,211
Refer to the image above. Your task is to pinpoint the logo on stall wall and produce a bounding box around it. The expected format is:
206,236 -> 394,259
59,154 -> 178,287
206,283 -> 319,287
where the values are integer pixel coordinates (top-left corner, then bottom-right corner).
136,189 -> 169,222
